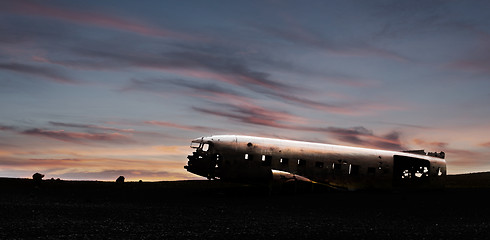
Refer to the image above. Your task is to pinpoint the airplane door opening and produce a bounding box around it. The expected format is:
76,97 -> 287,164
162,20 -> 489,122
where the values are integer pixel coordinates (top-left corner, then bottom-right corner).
393,155 -> 430,188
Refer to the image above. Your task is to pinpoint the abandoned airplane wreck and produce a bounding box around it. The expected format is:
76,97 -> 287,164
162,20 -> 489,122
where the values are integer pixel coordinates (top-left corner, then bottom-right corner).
185,135 -> 446,191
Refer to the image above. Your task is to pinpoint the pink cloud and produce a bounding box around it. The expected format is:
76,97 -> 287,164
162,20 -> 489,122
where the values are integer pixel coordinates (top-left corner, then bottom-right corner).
413,138 -> 449,149
444,148 -> 487,167
9,1 -> 194,40
479,142 -> 490,148
22,128 -> 134,144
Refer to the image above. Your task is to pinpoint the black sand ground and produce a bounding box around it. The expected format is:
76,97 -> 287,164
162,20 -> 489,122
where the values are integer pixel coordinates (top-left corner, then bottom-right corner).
1,174 -> 490,239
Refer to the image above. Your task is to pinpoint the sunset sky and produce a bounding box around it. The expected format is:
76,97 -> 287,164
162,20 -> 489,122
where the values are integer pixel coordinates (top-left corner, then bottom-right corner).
1,0 -> 490,181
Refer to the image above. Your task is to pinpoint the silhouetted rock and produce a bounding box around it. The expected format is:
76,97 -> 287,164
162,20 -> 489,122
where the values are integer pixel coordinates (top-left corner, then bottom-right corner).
32,173 -> 44,182
116,176 -> 125,183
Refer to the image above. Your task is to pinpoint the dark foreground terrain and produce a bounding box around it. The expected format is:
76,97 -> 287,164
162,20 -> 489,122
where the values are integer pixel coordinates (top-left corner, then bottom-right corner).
1,173 -> 490,239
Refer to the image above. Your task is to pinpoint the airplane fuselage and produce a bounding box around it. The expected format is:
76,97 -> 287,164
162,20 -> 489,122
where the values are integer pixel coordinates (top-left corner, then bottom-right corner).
185,135 -> 446,190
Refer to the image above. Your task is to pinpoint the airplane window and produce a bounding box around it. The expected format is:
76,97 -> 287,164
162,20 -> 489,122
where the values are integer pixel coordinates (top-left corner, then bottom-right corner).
245,154 -> 254,161
261,155 -> 272,166
298,159 -> 306,166
333,163 -> 341,171
280,158 -> 289,165
315,161 -> 324,168
202,144 -> 209,151
349,164 -> 359,175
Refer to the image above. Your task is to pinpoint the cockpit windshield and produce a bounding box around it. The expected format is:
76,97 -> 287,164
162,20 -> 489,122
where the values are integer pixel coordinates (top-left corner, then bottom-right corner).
190,141 -> 201,149
190,138 -> 210,152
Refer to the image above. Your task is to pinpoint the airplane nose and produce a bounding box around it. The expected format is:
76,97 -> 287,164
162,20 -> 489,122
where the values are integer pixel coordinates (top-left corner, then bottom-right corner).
185,150 -> 219,180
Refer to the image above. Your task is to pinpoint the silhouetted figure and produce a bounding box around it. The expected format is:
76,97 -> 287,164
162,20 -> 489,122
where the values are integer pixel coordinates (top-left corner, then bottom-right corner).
116,176 -> 125,183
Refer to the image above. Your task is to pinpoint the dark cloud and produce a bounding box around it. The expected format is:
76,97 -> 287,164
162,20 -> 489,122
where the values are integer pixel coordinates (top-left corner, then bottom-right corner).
123,78 -> 247,100
256,24 -> 409,61
370,0 -> 450,39
125,77 -> 352,115
1,11 -> 363,116
168,78 -> 246,96
4,0 -> 193,40
376,121 -> 430,129
144,120 -> 224,133
22,128 -> 134,144
0,62 -> 76,83
192,103 -> 304,130
161,78 -> 344,115
0,125 -> 16,131
447,38 -> 490,75
48,121 -> 173,140
49,121 -> 134,133
326,126 -> 373,143
76,47 -> 291,92
325,127 -> 403,150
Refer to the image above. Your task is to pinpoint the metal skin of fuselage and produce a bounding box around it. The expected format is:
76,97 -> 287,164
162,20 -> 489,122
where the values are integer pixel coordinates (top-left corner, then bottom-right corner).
185,135 -> 447,191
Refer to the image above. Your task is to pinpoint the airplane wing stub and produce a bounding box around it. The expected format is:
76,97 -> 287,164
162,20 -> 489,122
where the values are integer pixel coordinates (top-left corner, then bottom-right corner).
271,169 -> 311,183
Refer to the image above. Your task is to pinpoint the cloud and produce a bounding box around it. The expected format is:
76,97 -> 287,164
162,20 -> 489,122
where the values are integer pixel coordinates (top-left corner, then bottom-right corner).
267,92 -> 352,114
5,1 -> 194,40
123,78 -> 248,101
192,104 -> 403,150
49,121 -> 135,133
192,102 -> 306,130
443,148 -> 488,166
144,121 -> 223,133
22,128 -> 134,144
0,62 -> 76,83
324,127 -> 403,150
0,125 -> 16,131
256,24 -> 409,61
78,47 -> 291,92
125,77 -> 358,116
447,39 -> 490,75
479,142 -> 490,148
47,121 -> 172,140
413,138 -> 449,149
446,31 -> 490,75
370,0 -> 450,38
